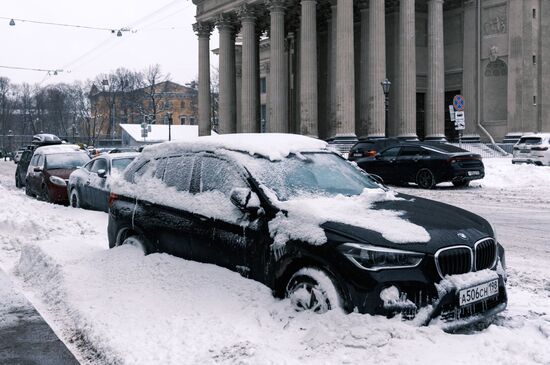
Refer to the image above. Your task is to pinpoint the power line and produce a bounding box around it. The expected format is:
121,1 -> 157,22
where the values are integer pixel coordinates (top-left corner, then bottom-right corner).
1,16 -> 128,34
0,65 -> 62,75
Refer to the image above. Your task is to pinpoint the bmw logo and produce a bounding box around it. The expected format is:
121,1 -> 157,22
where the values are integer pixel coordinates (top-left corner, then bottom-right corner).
457,233 -> 468,240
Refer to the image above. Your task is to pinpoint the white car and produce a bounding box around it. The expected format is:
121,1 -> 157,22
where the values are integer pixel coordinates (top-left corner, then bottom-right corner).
512,133 -> 550,166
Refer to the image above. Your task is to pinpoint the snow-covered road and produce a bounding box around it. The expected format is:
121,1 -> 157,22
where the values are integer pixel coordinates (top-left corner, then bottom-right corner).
0,159 -> 549,365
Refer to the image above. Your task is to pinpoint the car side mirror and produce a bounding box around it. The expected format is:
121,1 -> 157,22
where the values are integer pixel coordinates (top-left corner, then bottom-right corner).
33,166 -> 43,172
374,154 -> 381,160
97,169 -> 107,178
230,187 -> 260,214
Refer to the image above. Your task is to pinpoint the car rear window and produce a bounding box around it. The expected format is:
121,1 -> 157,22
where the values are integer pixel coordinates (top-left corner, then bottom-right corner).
518,137 -> 542,145
163,155 -> 195,192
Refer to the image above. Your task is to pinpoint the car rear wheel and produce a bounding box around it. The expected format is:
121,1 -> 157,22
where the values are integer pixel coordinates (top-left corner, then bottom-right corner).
70,189 -> 81,208
25,183 -> 33,197
15,174 -> 21,188
285,268 -> 343,314
452,180 -> 470,188
121,235 -> 150,255
416,168 -> 436,189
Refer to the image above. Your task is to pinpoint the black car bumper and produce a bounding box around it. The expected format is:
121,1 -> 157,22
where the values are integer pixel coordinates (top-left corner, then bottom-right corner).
442,165 -> 485,182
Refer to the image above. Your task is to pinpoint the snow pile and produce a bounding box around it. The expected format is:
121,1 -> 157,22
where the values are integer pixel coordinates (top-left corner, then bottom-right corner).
472,158 -> 550,189
142,133 -> 328,161
268,188 -> 430,248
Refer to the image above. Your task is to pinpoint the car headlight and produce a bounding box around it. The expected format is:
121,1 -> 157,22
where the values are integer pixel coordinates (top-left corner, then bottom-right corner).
49,176 -> 67,186
338,243 -> 424,271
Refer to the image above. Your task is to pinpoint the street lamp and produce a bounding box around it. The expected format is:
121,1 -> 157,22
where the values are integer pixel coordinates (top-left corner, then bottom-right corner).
380,78 -> 391,136
165,112 -> 173,141
6,130 -> 14,161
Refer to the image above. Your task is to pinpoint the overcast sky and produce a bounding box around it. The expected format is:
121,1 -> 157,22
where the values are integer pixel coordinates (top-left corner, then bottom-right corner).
1,0 -> 219,86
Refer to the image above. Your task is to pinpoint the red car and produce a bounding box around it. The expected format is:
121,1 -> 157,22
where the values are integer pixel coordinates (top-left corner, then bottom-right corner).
25,145 -> 90,204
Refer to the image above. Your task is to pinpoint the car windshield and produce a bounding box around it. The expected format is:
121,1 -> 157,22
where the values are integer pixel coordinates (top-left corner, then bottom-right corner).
112,157 -> 136,171
518,137 -> 542,145
45,152 -> 90,170
241,152 -> 381,201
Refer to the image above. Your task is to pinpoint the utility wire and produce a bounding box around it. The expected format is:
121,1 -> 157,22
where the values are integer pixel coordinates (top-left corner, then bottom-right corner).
0,65 -> 60,73
1,16 -> 122,33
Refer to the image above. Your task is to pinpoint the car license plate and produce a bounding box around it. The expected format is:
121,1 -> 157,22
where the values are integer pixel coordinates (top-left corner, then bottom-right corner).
520,149 -> 530,153
459,279 -> 499,307
468,171 -> 480,176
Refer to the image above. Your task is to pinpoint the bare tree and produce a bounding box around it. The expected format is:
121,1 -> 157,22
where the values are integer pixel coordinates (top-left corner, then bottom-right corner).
142,64 -> 170,124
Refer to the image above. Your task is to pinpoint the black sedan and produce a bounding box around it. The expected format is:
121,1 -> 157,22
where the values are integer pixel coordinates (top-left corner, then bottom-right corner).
356,143 -> 484,188
107,135 -> 506,329
68,152 -> 138,212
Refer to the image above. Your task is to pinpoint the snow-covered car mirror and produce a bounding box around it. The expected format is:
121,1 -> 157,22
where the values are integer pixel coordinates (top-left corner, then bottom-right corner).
230,187 -> 259,213
97,169 -> 107,178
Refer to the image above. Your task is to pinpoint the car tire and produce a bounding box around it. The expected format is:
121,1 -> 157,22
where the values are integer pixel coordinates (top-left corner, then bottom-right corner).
39,184 -> 50,202
416,168 -> 436,189
285,267 -> 343,314
70,188 -> 81,208
25,183 -> 33,197
15,174 -> 21,188
452,180 -> 470,188
121,235 -> 151,255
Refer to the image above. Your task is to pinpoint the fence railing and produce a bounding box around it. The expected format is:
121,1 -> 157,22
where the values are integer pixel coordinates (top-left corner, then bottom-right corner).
447,142 -> 512,158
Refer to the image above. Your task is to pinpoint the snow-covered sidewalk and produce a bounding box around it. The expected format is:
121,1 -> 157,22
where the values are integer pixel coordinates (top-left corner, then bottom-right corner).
1,159 -> 549,364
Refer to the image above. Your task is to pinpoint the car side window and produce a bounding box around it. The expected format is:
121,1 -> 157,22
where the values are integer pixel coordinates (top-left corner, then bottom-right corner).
399,147 -> 422,157
199,156 -> 247,196
83,161 -> 94,171
163,155 -> 195,192
91,158 -> 108,173
381,147 -> 400,158
36,154 -> 44,167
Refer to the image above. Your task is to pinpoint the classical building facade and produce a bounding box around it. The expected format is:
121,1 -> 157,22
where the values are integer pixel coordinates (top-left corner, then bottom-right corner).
192,0 -> 550,142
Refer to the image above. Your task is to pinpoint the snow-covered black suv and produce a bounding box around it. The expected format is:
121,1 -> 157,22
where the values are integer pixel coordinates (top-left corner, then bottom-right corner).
107,134 -> 507,330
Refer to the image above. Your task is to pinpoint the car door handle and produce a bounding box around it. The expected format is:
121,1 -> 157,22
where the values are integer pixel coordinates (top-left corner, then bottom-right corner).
199,216 -> 208,222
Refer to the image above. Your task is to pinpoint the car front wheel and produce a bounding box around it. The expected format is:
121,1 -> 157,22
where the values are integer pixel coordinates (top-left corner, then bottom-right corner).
285,267 -> 343,314
70,188 -> 81,208
39,184 -> 51,202
416,168 -> 436,189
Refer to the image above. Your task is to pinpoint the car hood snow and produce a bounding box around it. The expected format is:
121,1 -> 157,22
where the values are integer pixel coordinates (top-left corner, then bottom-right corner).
321,193 -> 493,254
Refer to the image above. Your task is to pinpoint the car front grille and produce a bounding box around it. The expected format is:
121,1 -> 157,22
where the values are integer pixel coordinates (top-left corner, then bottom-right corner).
435,238 -> 497,279
435,246 -> 473,277
475,238 -> 497,271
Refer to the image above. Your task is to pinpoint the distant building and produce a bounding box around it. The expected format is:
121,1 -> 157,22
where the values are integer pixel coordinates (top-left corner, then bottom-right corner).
89,81 -> 199,141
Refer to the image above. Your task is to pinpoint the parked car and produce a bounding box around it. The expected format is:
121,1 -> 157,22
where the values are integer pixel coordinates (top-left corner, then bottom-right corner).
348,138 -> 405,161
25,144 -> 90,204
356,143 -> 484,188
512,133 -> 550,166
107,134 -> 506,329
15,134 -> 64,188
68,152 -> 139,212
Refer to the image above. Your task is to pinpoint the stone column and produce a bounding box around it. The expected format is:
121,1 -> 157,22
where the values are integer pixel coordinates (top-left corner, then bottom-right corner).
300,0 -> 318,137
266,0 -> 288,133
193,22 -> 214,136
396,0 -> 417,138
462,0 -> 479,138
238,5 -> 259,133
216,15 -> 237,134
367,0 -> 386,138
359,2 -> 369,138
334,0 -> 356,137
425,0 -> 445,140
327,2 -> 338,138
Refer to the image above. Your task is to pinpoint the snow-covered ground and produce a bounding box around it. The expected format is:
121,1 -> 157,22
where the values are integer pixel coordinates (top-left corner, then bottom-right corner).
1,158 -> 549,365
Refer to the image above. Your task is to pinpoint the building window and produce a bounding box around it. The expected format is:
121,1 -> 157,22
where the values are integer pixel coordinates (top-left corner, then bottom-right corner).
180,101 -> 185,109
533,9 -> 536,18
533,95 -> 537,105
190,117 -> 196,125
533,55 -> 537,65
260,77 -> 267,94
180,116 -> 187,125
485,59 -> 508,77
260,104 -> 267,132
164,100 -> 171,109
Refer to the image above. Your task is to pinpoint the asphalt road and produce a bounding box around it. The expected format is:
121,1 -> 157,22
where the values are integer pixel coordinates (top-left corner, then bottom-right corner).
0,270 -> 79,365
